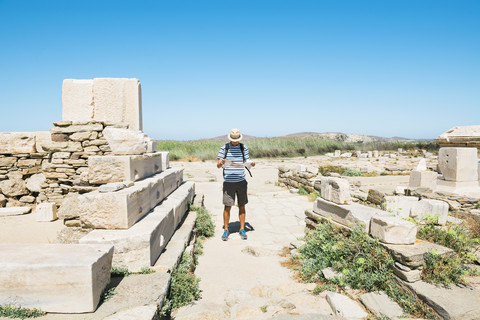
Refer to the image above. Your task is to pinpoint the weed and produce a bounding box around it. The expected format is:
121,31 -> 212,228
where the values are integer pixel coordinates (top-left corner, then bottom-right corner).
342,168 -> 363,177
194,238 -> 204,256
318,165 -> 344,176
475,203 -> 480,209
308,191 -> 321,202
139,267 -> 155,274
111,266 -> 130,277
100,287 -> 116,303
298,185 -> 309,195
312,283 -> 336,295
0,305 -> 45,318
192,206 -> 215,238
422,251 -> 467,286
161,253 -> 201,315
260,305 -> 268,313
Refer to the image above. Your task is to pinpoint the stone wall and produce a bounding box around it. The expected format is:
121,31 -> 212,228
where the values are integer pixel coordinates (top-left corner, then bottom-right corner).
0,120 -> 132,207
277,164 -> 319,193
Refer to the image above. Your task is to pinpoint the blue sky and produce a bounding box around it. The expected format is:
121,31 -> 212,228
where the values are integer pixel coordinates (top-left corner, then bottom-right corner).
0,0 -> 479,140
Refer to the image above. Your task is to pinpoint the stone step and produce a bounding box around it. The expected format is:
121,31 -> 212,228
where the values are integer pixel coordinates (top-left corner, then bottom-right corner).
88,153 -> 163,184
74,168 -> 184,229
0,243 -> 113,313
383,240 -> 455,267
79,181 -> 195,272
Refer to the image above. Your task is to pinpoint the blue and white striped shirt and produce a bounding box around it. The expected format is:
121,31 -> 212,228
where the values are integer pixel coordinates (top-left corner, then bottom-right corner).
217,143 -> 250,182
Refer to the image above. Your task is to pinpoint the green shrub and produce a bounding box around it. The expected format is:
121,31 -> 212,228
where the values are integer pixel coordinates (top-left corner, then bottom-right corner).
0,305 -> 45,319
111,266 -> 131,277
193,206 -> 215,238
139,267 -> 155,274
318,165 -> 344,176
312,283 -> 336,295
100,287 -> 116,303
161,253 -> 201,315
260,305 -> 268,313
194,238 -> 204,256
423,251 -> 467,286
298,185 -> 309,195
342,168 -> 363,176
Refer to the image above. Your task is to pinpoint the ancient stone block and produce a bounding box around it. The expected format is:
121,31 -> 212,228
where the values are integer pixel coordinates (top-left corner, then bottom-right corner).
88,153 -> 162,184
0,243 -> 113,313
392,262 -> 421,282
438,147 -> 478,181
162,181 -> 195,227
384,241 -> 454,267
410,198 -> 449,225
359,291 -> 404,319
93,78 -> 142,131
409,170 -> 438,189
41,141 -> 83,152
370,215 -> 417,245
0,132 -> 36,154
319,177 -> 351,204
62,79 -> 94,122
326,291 -> 368,319
34,131 -> 53,153
35,203 -> 58,222
0,207 -> 31,216
0,157 -> 16,167
0,176 -> 28,197
383,196 -> 418,218
103,127 -> 147,155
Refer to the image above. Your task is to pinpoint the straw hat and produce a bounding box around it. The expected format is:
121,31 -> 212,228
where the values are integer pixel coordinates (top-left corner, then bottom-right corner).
228,128 -> 243,142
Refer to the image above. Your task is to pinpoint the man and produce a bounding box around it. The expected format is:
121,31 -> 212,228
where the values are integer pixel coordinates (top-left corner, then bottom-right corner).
217,128 -> 255,241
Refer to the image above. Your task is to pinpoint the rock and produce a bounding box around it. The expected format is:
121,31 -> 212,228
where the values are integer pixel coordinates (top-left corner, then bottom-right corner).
411,199 -> 449,225
416,158 -> 427,171
394,186 -> 406,195
19,196 -> 35,203
57,193 -> 81,219
98,182 -> 127,193
0,243 -> 113,313
64,218 -> 82,228
367,189 -> 385,205
193,193 -> 204,208
0,207 -> 31,216
359,291 -> 404,318
384,241 -> 454,267
0,132 -> 36,154
321,267 -> 341,280
69,131 -> 92,141
370,215 -> 417,245
172,302 -> 230,320
403,280 -> 480,320
409,170 -> 438,190
392,263 -> 421,282
103,305 -> 158,320
35,203 -> 58,222
103,128 -> 148,155
0,174 -> 28,197
438,147 -> 478,181
319,177 -> 351,204
383,196 -> 419,218
0,157 -> 16,167
325,291 -> 368,319
340,152 -> 352,158
446,215 -> 464,225
26,173 -> 47,193
290,188 -> 299,194
0,194 -> 6,207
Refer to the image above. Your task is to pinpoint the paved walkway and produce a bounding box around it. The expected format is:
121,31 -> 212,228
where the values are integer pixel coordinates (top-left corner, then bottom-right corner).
172,160 -> 336,320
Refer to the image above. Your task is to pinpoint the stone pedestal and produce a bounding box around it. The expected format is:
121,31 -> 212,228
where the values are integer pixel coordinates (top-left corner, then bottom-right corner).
409,170 -> 438,190
438,147 -> 478,181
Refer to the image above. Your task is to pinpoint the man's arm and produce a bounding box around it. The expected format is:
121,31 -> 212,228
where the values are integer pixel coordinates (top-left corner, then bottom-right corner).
217,158 -> 225,168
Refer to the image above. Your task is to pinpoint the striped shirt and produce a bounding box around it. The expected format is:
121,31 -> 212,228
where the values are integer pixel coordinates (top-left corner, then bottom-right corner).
217,143 -> 250,182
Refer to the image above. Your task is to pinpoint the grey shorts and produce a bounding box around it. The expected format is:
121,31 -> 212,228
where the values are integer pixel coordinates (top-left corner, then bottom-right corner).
223,180 -> 248,206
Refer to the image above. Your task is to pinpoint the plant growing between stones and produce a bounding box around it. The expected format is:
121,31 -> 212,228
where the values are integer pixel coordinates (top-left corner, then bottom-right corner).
342,168 -> 363,176
0,305 -> 45,319
100,287 -> 116,303
111,266 -> 131,277
191,206 -> 215,238
139,267 -> 155,274
422,251 -> 466,286
297,185 -> 309,195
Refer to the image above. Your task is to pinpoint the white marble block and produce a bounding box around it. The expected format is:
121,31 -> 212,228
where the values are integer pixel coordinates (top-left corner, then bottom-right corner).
383,196 -> 419,218
103,127 -> 148,155
411,199 -> 449,225
370,215 -> 417,244
162,181 -> 195,227
320,177 -> 351,204
158,151 -> 170,169
409,170 -> 438,189
313,198 -> 388,232
88,153 -> 162,184
93,78 -> 142,131
62,79 -> 94,122
0,132 -> 36,154
438,147 -> 478,182
78,168 -> 183,229
35,203 -> 58,222
0,244 -> 113,313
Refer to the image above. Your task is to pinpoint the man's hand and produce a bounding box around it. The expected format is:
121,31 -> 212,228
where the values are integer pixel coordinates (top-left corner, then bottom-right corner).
217,159 -> 225,168
251,162 -> 256,167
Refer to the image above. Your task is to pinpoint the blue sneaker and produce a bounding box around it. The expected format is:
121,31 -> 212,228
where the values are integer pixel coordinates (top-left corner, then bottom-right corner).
239,229 -> 247,240
221,230 -> 230,241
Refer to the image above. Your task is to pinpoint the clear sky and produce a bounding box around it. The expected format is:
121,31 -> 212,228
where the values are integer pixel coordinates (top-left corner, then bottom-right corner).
0,0 -> 479,140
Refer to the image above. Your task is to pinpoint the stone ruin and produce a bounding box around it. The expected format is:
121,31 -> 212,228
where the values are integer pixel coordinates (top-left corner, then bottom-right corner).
0,78 -> 196,314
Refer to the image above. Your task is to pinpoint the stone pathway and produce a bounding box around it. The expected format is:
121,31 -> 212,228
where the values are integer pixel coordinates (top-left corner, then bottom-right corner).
172,160 -> 337,319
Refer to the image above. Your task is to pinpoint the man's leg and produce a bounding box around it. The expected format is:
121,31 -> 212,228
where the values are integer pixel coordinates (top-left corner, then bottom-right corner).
223,206 -> 231,231
239,204 -> 246,231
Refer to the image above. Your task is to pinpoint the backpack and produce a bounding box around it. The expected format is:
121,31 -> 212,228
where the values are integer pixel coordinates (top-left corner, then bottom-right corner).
223,143 -> 253,177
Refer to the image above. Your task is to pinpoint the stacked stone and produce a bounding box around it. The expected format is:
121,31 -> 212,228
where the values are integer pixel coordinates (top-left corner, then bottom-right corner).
277,164 -> 318,192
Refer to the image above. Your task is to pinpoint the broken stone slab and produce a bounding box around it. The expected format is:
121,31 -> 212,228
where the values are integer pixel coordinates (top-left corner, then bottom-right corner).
62,79 -> 94,122
410,198 -> 449,225
383,196 -> 419,218
0,206 -> 31,216
403,280 -> 480,320
93,78 -> 142,131
72,168 -> 183,229
98,182 -> 128,193
35,203 -> 58,222
383,241 -> 454,267
325,291 -> 368,319
319,177 -> 351,204
0,243 -> 113,313
370,215 -> 417,245
80,182 -> 194,271
409,170 -> 438,190
392,262 -> 421,282
313,197 -> 389,233
359,291 -> 404,319
438,147 -> 478,182
103,127 -> 148,155
88,153 -> 162,184
0,132 -> 36,154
